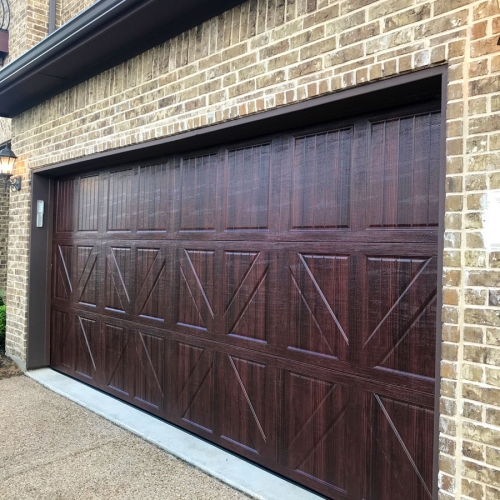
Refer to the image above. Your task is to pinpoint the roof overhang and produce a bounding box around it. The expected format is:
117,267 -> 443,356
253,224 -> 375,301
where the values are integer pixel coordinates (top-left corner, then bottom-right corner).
0,0 -> 246,117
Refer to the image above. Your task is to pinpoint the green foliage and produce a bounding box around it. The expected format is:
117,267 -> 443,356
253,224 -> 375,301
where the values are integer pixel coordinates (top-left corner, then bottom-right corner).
0,289 -> 4,307
0,305 -> 5,350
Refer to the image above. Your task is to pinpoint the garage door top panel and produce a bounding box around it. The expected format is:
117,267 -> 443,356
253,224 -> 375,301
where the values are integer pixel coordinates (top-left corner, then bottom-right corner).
55,110 -> 440,245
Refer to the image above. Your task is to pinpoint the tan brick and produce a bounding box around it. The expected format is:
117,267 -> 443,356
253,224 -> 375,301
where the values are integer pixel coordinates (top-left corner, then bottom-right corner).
473,1 -> 500,22
303,4 -> 340,29
366,30 -> 412,55
465,288 -> 487,305
383,5 -> 431,32
289,58 -> 323,79
443,324 -> 460,343
300,37 -> 336,60
469,97 -> 488,115
487,408 -> 500,426
434,0 -> 471,16
415,10 -> 468,39
440,453 -> 456,474
340,0 -> 377,16
340,22 -> 381,47
487,328 -> 500,346
465,174 -> 487,191
463,401 -> 483,421
368,0 -> 414,20
441,361 -> 457,380
469,59 -> 489,78
486,367 -> 500,388
268,51 -> 300,70
469,76 -> 500,96
444,231 -> 461,249
490,172 -> 500,189
448,39 -> 467,59
290,26 -> 325,49
462,479 -> 484,500
256,70 -> 286,89
447,157 -> 463,174
471,36 -> 500,59
464,213 -> 483,230
491,134 -> 500,151
465,308 -> 500,328
326,10 -> 365,36
466,232 -> 485,249
486,447 -> 500,468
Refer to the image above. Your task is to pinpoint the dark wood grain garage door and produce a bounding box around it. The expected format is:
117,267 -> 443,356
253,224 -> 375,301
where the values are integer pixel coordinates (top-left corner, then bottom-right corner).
51,103 -> 441,500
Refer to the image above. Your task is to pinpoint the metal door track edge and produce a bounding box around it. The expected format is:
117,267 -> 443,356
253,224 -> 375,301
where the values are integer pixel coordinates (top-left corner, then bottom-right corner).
26,368 -> 324,500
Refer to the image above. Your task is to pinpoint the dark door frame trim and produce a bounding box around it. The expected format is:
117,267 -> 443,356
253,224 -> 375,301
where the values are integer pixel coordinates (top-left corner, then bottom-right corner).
27,66 -> 447,499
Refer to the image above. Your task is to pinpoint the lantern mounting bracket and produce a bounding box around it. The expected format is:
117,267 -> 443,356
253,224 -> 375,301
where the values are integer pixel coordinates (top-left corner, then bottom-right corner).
0,173 -> 21,191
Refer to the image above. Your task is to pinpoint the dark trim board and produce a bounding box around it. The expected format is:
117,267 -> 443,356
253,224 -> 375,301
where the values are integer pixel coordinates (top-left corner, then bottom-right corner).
26,67 -> 447,499
27,174 -> 53,368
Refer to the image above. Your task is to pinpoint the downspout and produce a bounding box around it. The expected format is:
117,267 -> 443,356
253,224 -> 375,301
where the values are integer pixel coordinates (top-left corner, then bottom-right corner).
48,0 -> 56,33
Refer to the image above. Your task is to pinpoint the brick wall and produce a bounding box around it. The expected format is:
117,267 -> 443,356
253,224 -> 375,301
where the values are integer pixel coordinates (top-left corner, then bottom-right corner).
4,0 -> 500,498
0,118 -> 11,294
0,118 -> 11,144
0,190 -> 9,293
56,0 -> 97,29
5,0 -> 49,64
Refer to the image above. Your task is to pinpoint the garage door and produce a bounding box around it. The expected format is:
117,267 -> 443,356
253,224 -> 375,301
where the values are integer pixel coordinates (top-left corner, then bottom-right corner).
50,103 -> 440,500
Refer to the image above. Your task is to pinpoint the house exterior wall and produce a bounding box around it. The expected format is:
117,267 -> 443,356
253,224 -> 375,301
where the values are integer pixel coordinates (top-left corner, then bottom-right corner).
0,119 -> 11,144
4,0 -> 49,64
0,190 -> 9,294
0,119 -> 11,295
3,0 -> 500,498
56,0 -> 97,29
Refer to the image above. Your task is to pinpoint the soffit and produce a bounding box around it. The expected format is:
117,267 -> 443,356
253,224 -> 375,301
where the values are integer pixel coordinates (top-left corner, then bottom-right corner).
0,0 -> 245,117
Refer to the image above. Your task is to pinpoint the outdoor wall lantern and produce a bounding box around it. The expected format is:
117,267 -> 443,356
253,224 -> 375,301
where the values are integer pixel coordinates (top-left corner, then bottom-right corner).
0,143 -> 21,191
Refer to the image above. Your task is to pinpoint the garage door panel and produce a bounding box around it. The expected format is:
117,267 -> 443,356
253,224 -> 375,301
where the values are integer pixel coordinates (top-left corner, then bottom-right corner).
281,370 -> 350,495
225,143 -> 273,231
74,314 -> 99,380
50,308 -> 74,372
105,169 -> 135,232
363,392 -> 434,500
367,113 -> 440,230
179,153 -> 219,232
218,353 -> 276,459
177,247 -> 217,332
137,163 -> 174,233
360,254 -> 437,379
134,246 -> 167,322
75,243 -> 99,307
288,128 -> 353,232
105,244 -> 133,314
285,250 -> 351,362
102,322 -> 133,396
53,243 -> 74,301
55,177 -> 76,234
169,341 -> 215,435
223,249 -> 273,344
133,330 -> 166,411
77,175 -> 100,233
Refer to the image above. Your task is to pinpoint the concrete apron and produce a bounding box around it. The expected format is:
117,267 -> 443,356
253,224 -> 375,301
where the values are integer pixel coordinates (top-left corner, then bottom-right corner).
27,368 -> 323,500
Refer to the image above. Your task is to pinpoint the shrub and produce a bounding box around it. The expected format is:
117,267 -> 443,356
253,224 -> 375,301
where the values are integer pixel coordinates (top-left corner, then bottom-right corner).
0,305 -> 5,351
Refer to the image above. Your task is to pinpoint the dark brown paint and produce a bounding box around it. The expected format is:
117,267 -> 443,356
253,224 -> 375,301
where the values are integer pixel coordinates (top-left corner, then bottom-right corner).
49,105 -> 440,500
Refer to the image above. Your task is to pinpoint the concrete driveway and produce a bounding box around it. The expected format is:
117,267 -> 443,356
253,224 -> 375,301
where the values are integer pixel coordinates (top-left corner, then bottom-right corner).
0,375 -> 249,500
